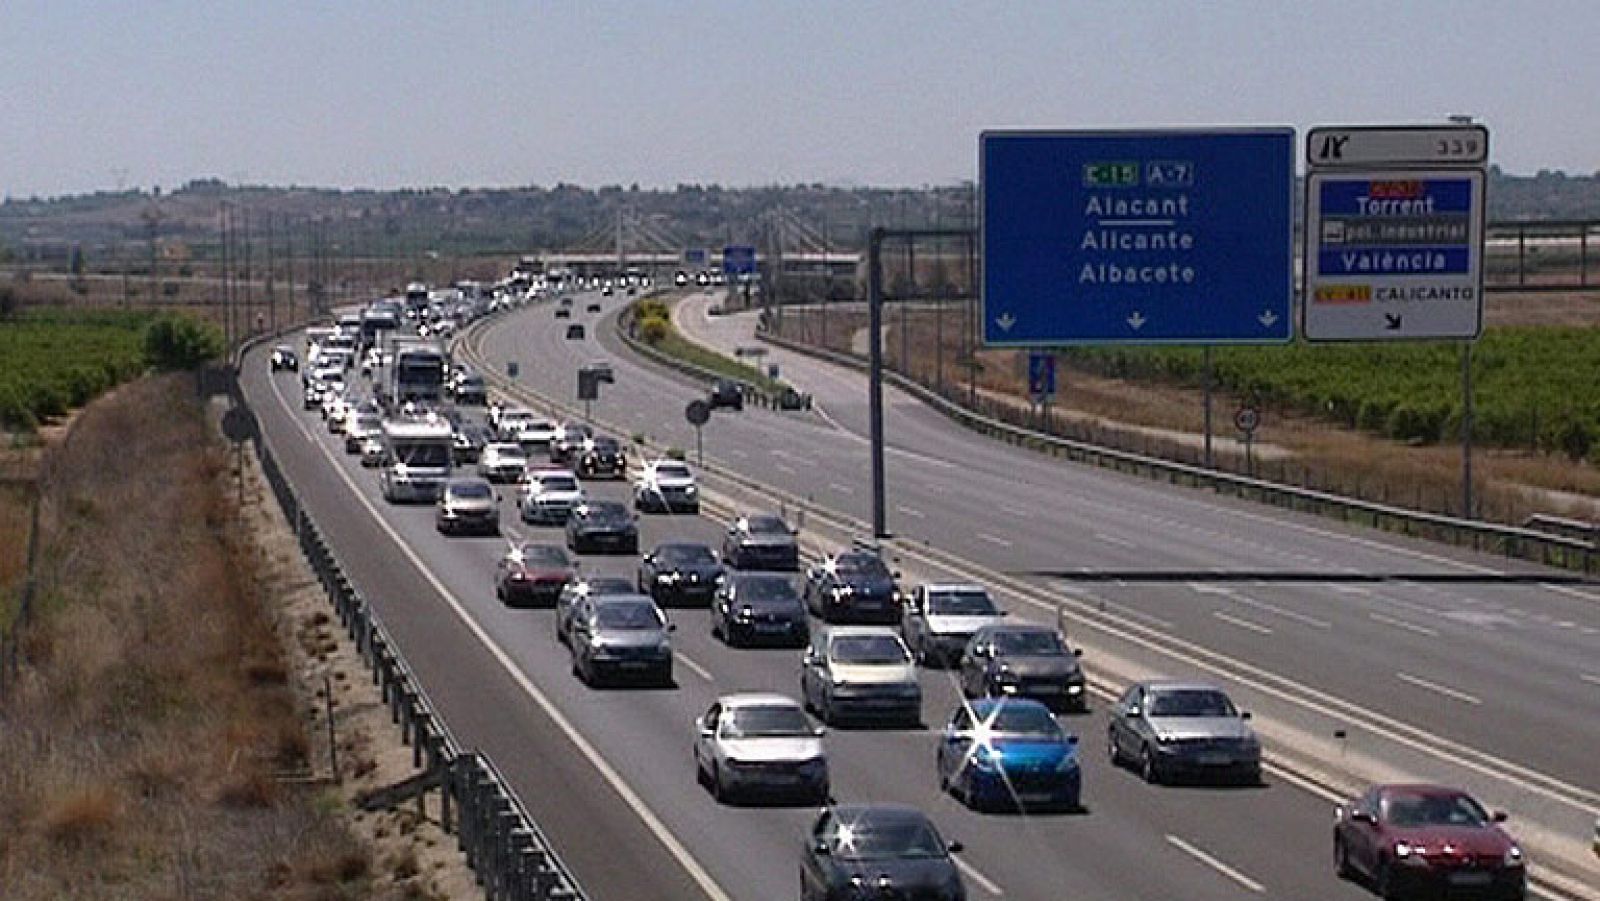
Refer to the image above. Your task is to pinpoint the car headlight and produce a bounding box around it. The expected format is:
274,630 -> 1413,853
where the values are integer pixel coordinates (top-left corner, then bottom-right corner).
734,605 -> 754,621
1504,845 -> 1524,867
684,485 -> 697,494
656,573 -> 675,583
971,745 -> 1000,771
1055,752 -> 1080,774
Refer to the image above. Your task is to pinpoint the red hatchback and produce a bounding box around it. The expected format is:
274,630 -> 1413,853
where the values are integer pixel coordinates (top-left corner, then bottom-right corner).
1335,784 -> 1526,900
495,543 -> 577,608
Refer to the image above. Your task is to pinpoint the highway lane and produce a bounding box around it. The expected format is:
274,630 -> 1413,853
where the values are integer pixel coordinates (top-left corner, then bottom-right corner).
477,292 -> 1600,805
244,316 -> 1382,900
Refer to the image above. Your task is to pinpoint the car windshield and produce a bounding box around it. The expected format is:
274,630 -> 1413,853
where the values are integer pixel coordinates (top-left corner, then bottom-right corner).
1384,792 -> 1491,828
394,444 -> 450,468
990,630 -> 1067,656
519,546 -> 569,568
492,445 -> 527,461
746,515 -> 789,535
833,817 -> 946,861
576,578 -> 633,596
584,503 -> 630,523
928,589 -> 998,616
986,704 -> 1063,737
659,545 -> 715,566
738,577 -> 797,603
591,437 -> 619,451
595,602 -> 663,630
539,476 -> 580,493
721,705 -> 811,738
655,464 -> 691,480
449,482 -> 492,499
830,635 -> 908,664
834,555 -> 889,578
1147,689 -> 1237,718
357,416 -> 383,430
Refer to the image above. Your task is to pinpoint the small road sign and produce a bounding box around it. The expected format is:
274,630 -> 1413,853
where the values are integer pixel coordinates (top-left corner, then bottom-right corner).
685,248 -> 708,266
685,399 -> 711,426
1233,404 -> 1260,434
981,129 -> 1294,346
1027,351 -> 1056,400
1308,124 -> 1488,168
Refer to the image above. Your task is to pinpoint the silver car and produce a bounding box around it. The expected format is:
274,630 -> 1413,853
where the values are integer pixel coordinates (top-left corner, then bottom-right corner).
1107,680 -> 1260,785
478,442 -> 528,483
901,583 -> 1007,668
800,626 -> 921,727
568,594 -> 674,686
434,478 -> 501,536
694,693 -> 828,804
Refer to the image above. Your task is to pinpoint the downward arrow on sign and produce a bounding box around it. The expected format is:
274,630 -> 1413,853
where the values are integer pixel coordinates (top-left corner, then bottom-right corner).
1127,311 -> 1147,330
1258,309 -> 1279,328
995,313 -> 1017,332
1385,313 -> 1403,330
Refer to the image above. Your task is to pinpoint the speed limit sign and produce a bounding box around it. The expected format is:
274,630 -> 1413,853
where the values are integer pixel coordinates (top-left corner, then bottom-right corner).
1233,405 -> 1260,434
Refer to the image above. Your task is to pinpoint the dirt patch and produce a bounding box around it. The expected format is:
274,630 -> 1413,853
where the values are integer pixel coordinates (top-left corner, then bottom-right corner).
0,373 -> 476,899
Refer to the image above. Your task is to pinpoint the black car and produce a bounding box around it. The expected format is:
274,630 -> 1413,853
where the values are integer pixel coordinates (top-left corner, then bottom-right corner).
722,513 -> 800,571
565,500 -> 640,554
566,323 -> 585,340
638,543 -> 723,606
575,435 -> 627,479
452,423 -> 491,465
454,374 -> 487,405
550,423 -> 594,466
713,573 -> 808,647
270,344 -> 299,372
586,301 -> 602,313
804,552 -> 900,624
554,576 -> 636,646
708,378 -> 744,411
555,307 -> 571,319
800,805 -> 966,901
959,623 -> 1087,713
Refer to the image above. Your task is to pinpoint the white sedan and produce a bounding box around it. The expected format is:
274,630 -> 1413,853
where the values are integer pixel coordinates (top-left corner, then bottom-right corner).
694,693 -> 828,804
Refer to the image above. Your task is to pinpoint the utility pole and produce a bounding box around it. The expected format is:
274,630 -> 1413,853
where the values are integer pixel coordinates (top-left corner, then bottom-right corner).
285,215 -> 296,323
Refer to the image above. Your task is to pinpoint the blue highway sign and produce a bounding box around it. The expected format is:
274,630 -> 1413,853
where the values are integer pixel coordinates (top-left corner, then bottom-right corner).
722,245 -> 757,276
981,129 -> 1294,346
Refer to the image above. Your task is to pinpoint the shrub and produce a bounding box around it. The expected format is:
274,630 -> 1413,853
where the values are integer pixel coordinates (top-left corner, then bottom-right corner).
1547,415 -> 1593,461
144,313 -> 223,370
637,314 -> 669,346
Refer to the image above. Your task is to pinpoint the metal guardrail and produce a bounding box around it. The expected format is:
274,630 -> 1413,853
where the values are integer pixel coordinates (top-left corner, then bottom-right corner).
756,331 -> 1599,576
230,362 -> 588,901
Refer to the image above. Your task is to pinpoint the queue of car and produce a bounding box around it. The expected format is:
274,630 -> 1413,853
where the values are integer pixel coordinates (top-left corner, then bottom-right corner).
274,287 -> 1530,901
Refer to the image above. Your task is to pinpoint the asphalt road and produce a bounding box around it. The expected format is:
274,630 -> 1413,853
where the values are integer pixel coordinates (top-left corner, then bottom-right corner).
241,306 -> 1403,900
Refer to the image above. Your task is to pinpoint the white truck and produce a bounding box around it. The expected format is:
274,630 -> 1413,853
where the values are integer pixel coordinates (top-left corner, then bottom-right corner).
386,336 -> 447,407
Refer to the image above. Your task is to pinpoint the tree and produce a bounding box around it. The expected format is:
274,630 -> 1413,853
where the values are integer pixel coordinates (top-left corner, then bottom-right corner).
144,314 -> 224,370
0,283 -> 16,319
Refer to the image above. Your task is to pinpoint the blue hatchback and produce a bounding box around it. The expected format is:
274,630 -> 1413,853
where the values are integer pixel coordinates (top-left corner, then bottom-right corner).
936,698 -> 1081,812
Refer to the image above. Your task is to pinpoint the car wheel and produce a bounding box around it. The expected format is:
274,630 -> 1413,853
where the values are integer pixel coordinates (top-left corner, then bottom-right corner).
1376,860 -> 1401,901
1107,731 -> 1124,768
819,693 -> 835,726
711,763 -> 728,803
1334,835 -> 1354,880
1140,744 -> 1162,785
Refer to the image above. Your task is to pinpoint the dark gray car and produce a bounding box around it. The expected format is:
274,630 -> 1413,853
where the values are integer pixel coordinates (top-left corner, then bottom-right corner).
567,594 -> 674,686
712,573 -> 808,647
958,623 -> 1087,712
554,576 -> 635,646
434,478 -> 500,536
721,513 -> 800,571
799,805 -> 966,901
1107,680 -> 1260,785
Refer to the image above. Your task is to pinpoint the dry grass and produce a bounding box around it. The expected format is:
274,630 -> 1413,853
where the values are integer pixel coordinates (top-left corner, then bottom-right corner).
0,374 -> 393,899
772,305 -> 1600,523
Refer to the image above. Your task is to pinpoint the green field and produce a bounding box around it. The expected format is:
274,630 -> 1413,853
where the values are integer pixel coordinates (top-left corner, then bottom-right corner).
1060,327 -> 1600,461
0,310 -> 152,431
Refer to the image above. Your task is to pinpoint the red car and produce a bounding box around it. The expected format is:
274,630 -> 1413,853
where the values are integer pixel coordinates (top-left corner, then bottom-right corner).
495,543 -> 577,608
1334,784 -> 1526,900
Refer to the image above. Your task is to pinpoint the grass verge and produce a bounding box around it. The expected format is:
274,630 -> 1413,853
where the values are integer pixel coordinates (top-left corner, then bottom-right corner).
627,295 -> 785,394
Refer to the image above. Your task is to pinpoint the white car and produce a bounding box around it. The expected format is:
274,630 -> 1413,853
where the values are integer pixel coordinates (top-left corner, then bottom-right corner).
900,583 -> 1008,667
345,411 -> 384,454
693,693 -> 828,804
518,468 -> 585,525
479,443 -> 529,483
518,418 -> 558,450
634,459 -> 699,514
800,626 -> 921,726
322,392 -> 350,428
495,407 -> 539,442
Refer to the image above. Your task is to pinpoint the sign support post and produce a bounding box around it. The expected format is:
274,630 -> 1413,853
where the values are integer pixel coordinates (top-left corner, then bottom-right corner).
1203,346 -> 1214,468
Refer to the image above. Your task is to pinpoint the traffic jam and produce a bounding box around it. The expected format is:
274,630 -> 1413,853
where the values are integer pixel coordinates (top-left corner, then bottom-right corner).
276,277 -> 1531,901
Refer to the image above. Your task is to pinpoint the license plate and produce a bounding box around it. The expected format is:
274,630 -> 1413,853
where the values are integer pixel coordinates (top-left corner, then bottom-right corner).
755,623 -> 788,632
1198,754 -> 1232,766
1019,792 -> 1056,804
619,661 -> 650,670
1449,871 -> 1492,886
1030,685 -> 1062,694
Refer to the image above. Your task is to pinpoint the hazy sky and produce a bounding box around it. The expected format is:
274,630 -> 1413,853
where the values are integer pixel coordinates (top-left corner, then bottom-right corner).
2,1 -> 1593,197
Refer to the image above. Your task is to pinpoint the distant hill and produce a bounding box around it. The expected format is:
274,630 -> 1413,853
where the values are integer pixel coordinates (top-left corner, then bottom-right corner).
1,170 -> 1595,265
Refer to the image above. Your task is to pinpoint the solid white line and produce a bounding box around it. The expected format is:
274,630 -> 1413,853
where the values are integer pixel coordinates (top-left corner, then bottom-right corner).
676,652 -> 714,682
1164,834 -> 1264,894
1396,672 -> 1481,705
1578,672 -> 1600,687
1004,505 -> 1034,520
1101,218 -> 1178,227
896,505 -> 925,519
1212,610 -> 1273,635
978,532 -> 1013,548
1369,611 -> 1439,637
951,856 -> 1005,897
265,372 -> 735,901
828,482 -> 855,495
1094,532 -> 1136,549
1230,594 -> 1332,630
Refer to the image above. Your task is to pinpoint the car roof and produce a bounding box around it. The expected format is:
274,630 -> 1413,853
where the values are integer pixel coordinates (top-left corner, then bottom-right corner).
822,625 -> 900,640
718,692 -> 803,710
922,583 -> 988,593
826,804 -> 934,826
1137,679 -> 1227,694
980,622 -> 1055,637
590,593 -> 658,608
445,477 -> 492,489
1375,784 -> 1474,798
967,697 -> 1053,718
655,542 -> 714,553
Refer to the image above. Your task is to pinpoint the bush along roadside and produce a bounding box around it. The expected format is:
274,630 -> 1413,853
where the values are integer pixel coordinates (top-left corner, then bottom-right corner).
620,294 -> 808,409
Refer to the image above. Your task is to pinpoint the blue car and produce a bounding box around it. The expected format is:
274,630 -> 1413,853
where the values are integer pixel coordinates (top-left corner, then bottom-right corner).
936,698 -> 1081,812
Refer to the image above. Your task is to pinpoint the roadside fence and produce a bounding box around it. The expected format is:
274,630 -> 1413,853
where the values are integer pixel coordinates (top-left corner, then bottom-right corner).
226,363 -> 588,901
